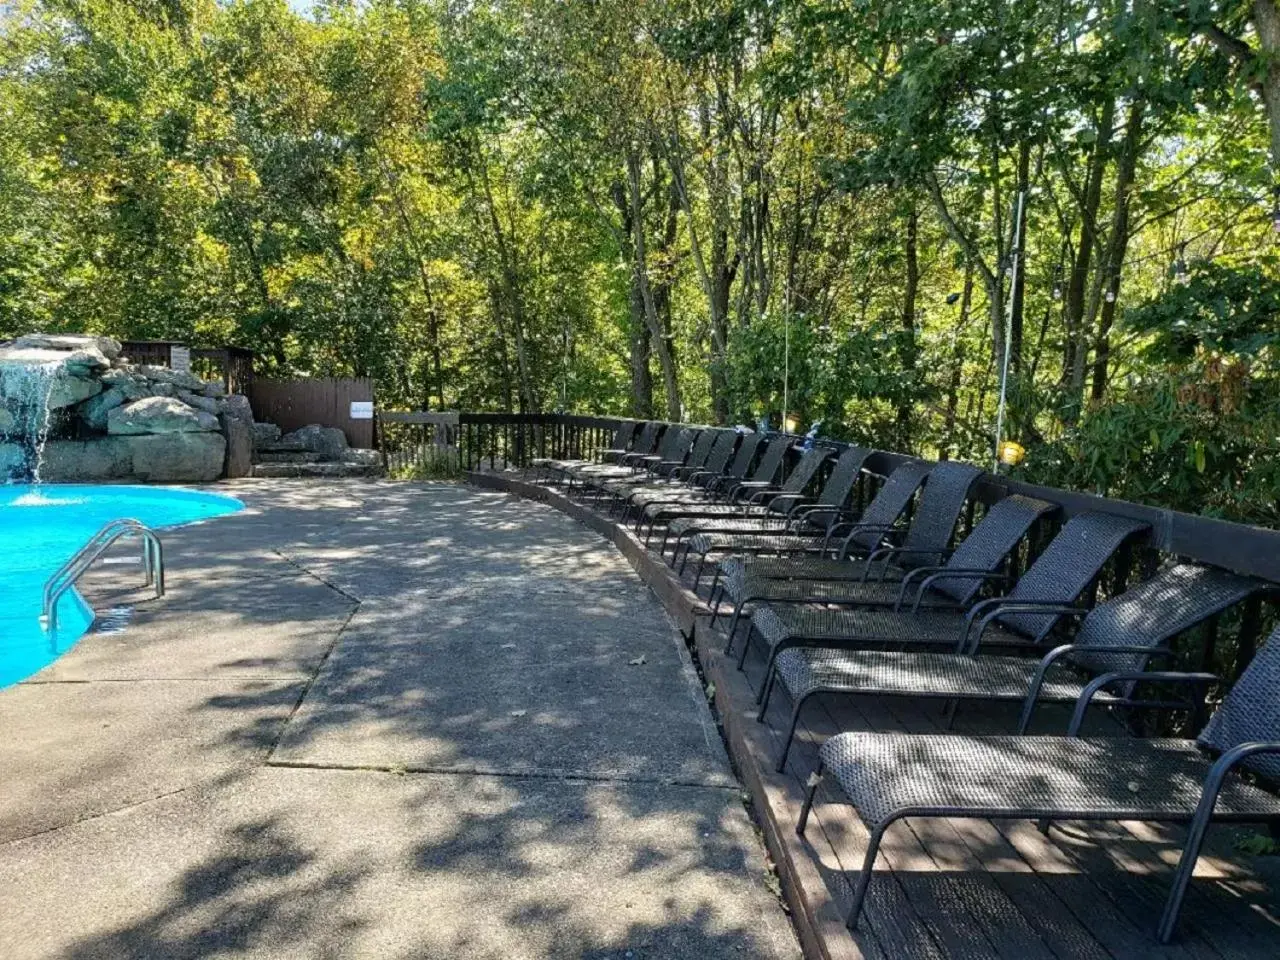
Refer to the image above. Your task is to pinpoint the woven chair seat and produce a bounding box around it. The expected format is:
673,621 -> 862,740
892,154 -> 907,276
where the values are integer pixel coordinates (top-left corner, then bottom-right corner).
667,508 -> 779,535
774,647 -> 1110,707
686,529 -> 828,557
751,604 -> 1020,654
819,732 -> 1280,831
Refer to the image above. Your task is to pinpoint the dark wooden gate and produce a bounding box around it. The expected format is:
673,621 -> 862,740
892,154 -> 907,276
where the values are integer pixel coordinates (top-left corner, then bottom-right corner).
249,378 -> 375,448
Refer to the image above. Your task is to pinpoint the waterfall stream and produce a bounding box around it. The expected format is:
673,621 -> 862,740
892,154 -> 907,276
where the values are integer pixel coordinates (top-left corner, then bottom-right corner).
0,361 -> 60,484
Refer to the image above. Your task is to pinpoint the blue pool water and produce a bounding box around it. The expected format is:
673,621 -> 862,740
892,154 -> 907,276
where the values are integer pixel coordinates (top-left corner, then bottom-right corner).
0,485 -> 243,688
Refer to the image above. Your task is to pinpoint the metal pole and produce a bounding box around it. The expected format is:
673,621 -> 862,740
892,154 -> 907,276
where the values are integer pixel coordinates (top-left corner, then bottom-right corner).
993,189 -> 1026,472
782,312 -> 789,431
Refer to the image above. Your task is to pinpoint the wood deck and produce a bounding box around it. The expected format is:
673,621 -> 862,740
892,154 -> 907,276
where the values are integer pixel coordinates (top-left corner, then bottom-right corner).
471,470 -> 1280,960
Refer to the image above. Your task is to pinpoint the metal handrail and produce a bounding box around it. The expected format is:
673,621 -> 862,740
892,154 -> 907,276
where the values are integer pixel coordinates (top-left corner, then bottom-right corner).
43,519 -> 165,632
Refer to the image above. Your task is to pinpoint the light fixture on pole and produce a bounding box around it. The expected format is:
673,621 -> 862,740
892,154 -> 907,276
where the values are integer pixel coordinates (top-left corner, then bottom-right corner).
992,189 -> 1026,474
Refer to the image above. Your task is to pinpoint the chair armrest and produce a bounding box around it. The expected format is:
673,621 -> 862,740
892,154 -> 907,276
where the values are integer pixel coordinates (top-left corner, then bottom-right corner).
1014,644 -> 1178,733
835,522 -> 898,559
863,545 -> 949,580
908,569 -> 1008,613
1068,670 -> 1219,735
960,601 -> 1088,653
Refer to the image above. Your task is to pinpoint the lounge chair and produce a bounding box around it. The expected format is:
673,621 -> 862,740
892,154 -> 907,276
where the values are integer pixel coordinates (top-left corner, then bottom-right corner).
568,424 -> 689,491
735,493 -> 1058,658
532,419 -> 639,478
714,461 -> 983,614
614,429 -> 743,521
800,618 -> 1280,943
767,561 -> 1256,770
677,457 -> 930,583
637,433 -> 784,542
663,446 -> 865,578
739,494 -> 1062,698
711,458 -> 958,625
655,443 -> 833,557
596,427 -> 728,512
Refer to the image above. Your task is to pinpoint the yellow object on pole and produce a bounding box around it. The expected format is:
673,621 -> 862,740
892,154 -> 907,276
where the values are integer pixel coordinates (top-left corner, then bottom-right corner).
998,441 -> 1026,466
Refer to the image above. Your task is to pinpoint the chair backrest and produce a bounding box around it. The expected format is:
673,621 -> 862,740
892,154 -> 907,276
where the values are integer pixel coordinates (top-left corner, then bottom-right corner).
898,461 -> 983,556
993,512 -> 1149,641
727,432 -> 764,479
1065,563 -> 1264,685
655,426 -> 695,462
748,437 -> 792,483
632,421 -> 663,455
683,428 -> 720,470
846,459 -> 932,552
1200,622 -> 1280,782
814,446 -> 874,506
778,445 -> 833,495
928,495 -> 1058,605
701,430 -> 740,475
611,421 -> 639,451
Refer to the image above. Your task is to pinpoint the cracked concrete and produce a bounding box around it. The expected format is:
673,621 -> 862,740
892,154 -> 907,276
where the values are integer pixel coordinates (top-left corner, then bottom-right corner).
0,480 -> 799,959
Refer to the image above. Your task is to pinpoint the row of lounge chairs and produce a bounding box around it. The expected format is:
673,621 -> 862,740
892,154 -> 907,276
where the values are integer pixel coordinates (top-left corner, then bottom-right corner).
530,419 -> 1280,944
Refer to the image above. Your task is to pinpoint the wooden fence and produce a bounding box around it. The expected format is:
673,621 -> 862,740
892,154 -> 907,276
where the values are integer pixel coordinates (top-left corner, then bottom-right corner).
249,377 -> 375,448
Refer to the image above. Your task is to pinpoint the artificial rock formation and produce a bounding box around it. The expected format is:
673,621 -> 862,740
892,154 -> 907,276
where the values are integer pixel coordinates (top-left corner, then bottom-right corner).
0,333 -> 245,483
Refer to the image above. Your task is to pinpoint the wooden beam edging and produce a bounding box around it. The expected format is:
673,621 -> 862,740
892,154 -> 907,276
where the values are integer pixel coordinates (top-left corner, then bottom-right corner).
464,470 -> 855,960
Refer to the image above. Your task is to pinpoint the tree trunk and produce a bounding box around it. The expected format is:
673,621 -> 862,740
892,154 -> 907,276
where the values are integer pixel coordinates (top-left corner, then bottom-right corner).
943,264 -> 975,458
612,179 -> 654,416
896,204 -> 920,448
1091,101 -> 1145,401
627,148 -> 682,421
1061,97 -> 1114,398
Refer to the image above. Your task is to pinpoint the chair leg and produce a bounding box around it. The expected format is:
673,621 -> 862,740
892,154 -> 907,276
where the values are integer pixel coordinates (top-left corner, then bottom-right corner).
1157,760 -> 1239,943
725,607 -> 743,654
797,762 -> 823,835
758,669 -> 780,721
775,700 -> 805,772
845,822 -> 889,930
692,555 -> 706,587
943,699 -> 959,730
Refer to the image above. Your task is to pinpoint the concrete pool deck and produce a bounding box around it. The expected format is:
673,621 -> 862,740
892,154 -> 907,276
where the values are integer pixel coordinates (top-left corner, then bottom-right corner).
0,481 -> 800,959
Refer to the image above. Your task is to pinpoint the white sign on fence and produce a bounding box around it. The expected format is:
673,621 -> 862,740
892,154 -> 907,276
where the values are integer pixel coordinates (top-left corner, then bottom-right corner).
170,345 -> 191,374
350,401 -> 374,420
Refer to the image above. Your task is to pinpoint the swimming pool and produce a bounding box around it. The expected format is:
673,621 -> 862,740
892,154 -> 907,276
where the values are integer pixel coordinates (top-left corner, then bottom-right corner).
0,485 -> 243,688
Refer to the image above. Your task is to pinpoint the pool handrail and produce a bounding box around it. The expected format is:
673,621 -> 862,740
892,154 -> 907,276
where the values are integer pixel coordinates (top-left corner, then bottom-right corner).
42,519 -> 165,632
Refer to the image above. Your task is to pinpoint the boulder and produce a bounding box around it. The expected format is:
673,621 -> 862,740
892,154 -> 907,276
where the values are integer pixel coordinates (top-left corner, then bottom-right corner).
136,364 -> 206,393
150,381 -> 175,397
0,345 -> 112,378
47,375 -> 103,410
0,407 -> 13,435
282,424 -> 348,460
32,437 -> 135,481
177,390 -> 220,415
108,396 -> 220,435
78,386 -> 126,431
10,333 -> 121,362
221,415 -> 253,479
343,448 -> 382,466
252,422 -> 281,447
128,432 -> 225,483
217,393 -> 254,423
202,380 -> 226,398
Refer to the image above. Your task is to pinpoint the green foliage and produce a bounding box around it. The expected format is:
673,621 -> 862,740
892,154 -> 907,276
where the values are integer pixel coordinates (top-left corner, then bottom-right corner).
1,0 -> 1280,527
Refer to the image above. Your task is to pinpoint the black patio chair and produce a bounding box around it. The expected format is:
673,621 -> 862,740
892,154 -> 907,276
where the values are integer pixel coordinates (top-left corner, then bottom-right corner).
532,419 -> 638,478
568,423 -> 688,492
738,494 -> 1061,691
767,561 -> 1258,771
561,421 -> 664,482
711,458 -> 951,622
714,461 -> 983,612
616,429 -> 743,522
596,427 -> 727,513
664,446 -> 866,578
655,442 -> 831,557
675,453 -> 923,590
799,618 -> 1280,943
638,432 -> 783,543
